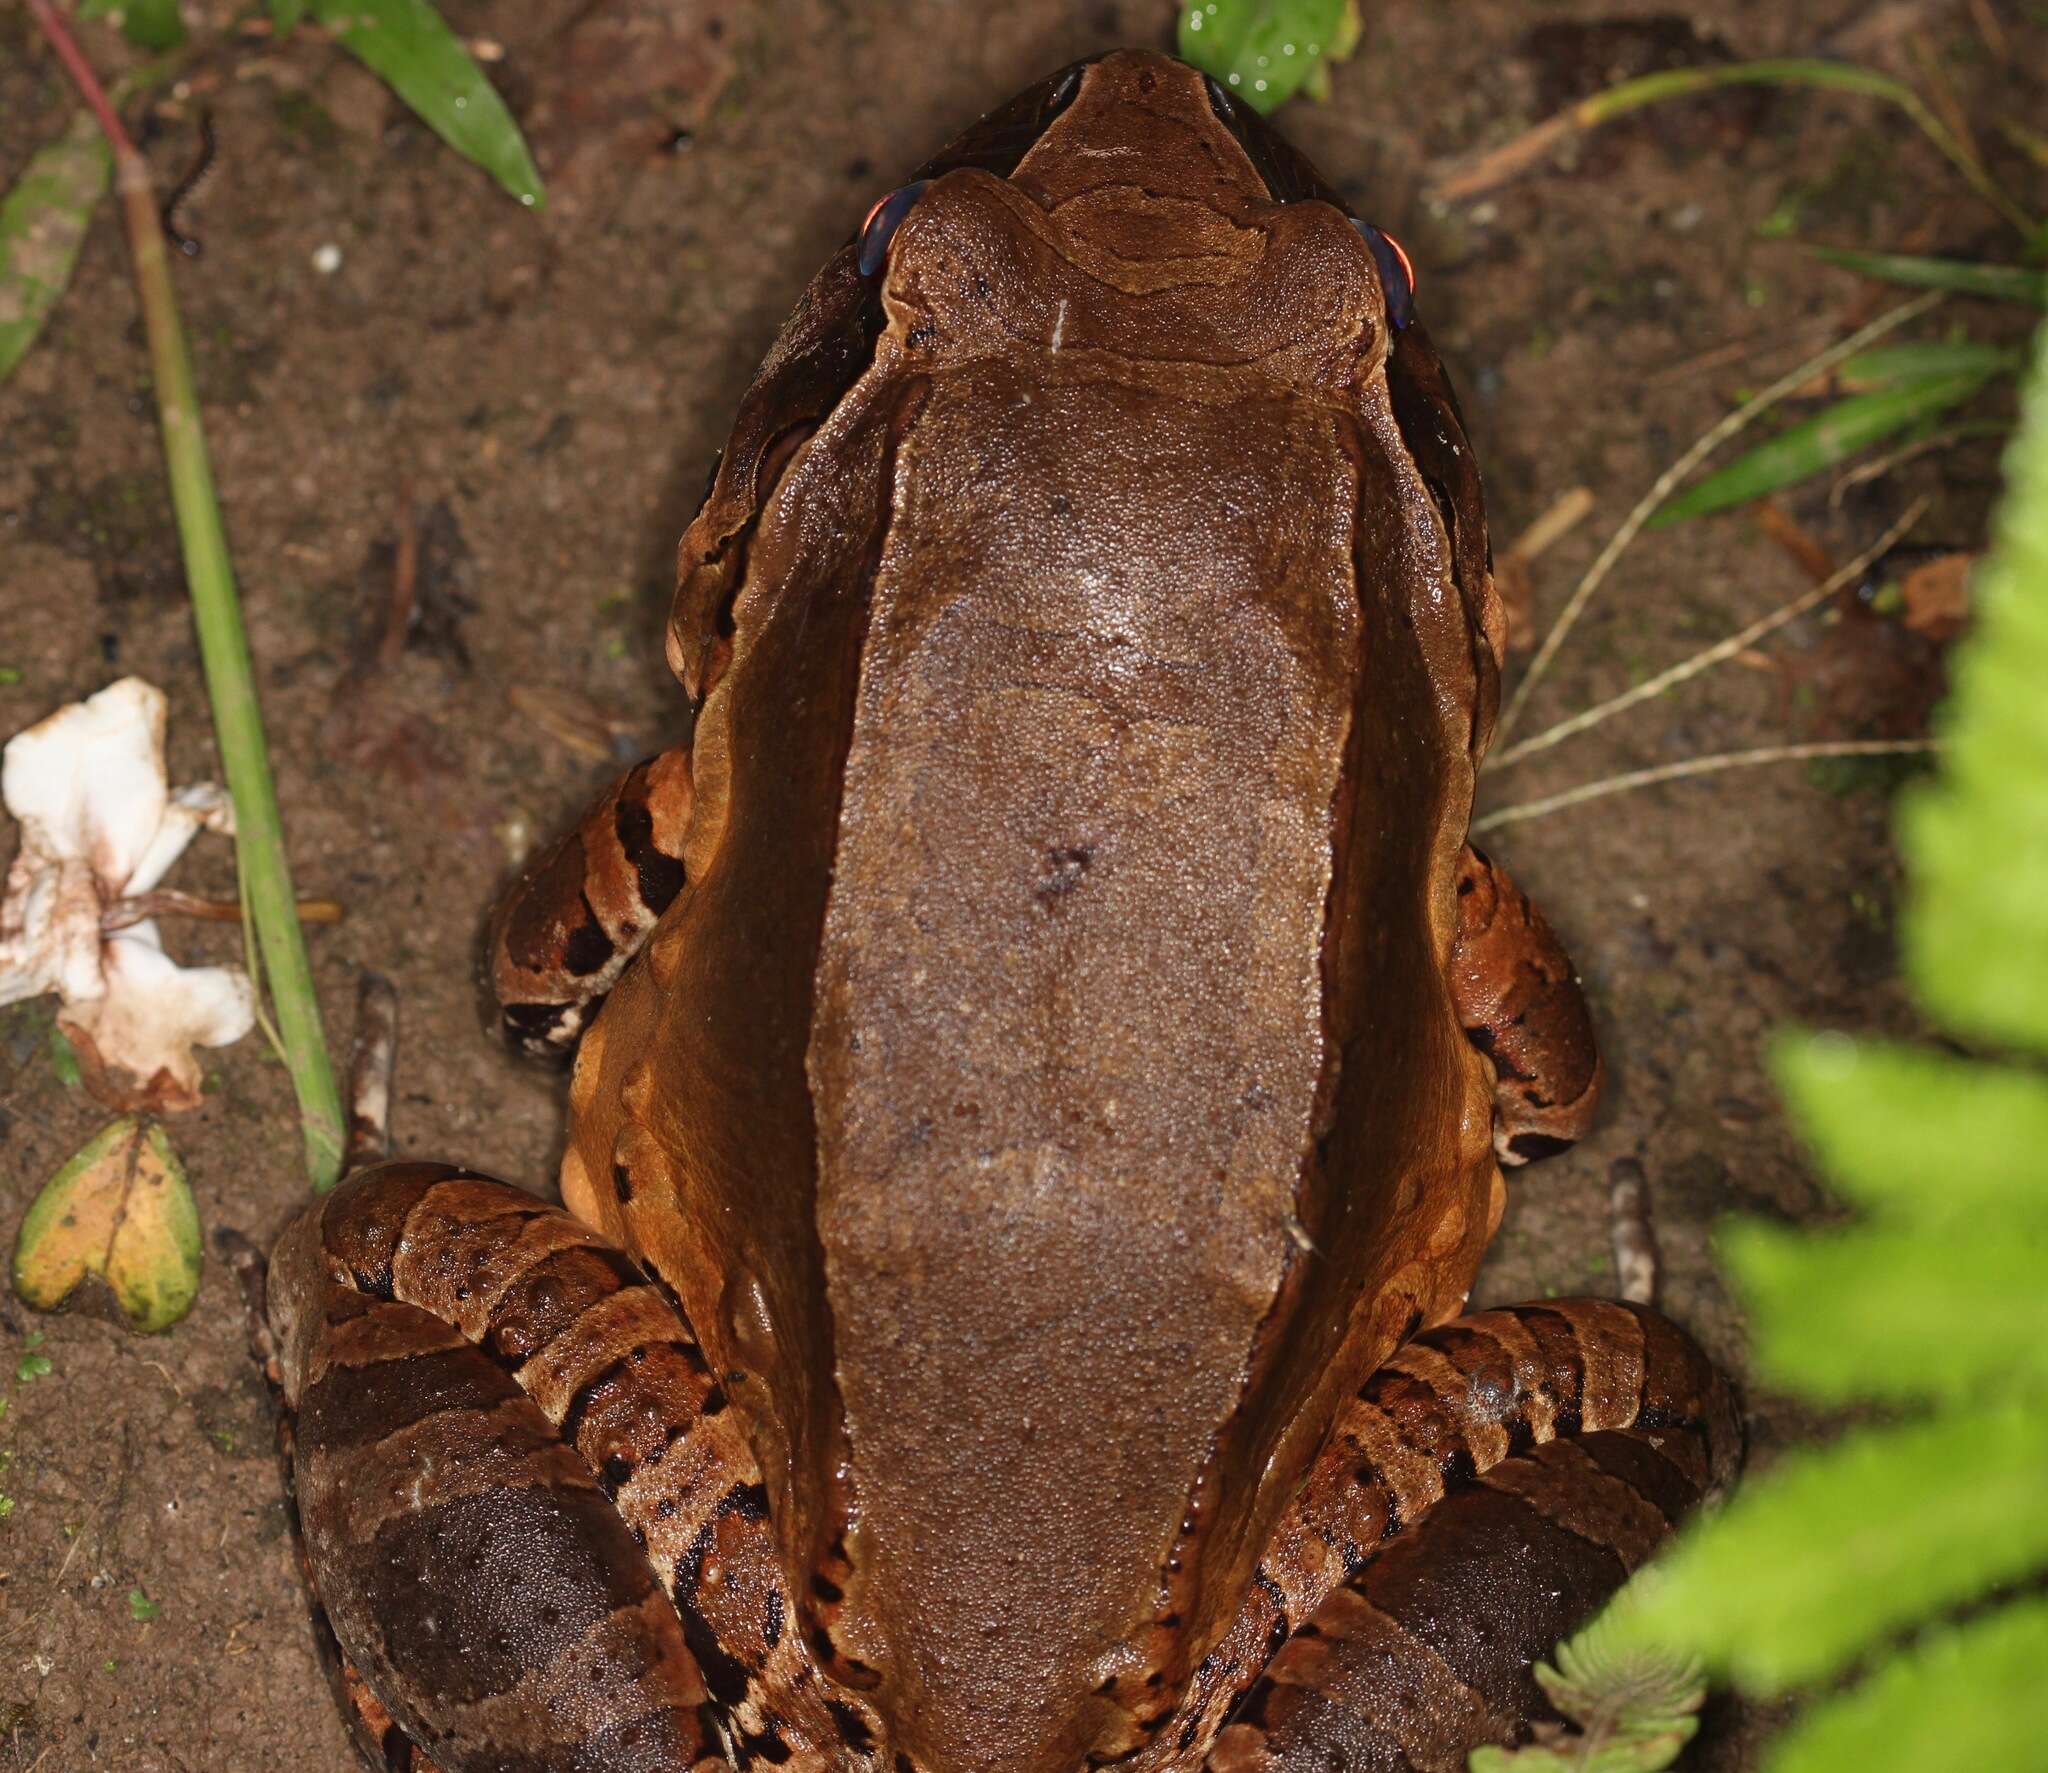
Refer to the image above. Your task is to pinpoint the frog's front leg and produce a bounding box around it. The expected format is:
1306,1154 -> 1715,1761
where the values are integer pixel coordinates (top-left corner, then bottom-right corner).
487,743 -> 694,1058
266,1162 -> 875,1773
1449,845 -> 1604,1165
1176,1301 -> 1738,1772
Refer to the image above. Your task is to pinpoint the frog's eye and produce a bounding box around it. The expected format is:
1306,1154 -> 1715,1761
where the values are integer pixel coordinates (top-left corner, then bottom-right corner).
859,181 -> 930,277
1353,220 -> 1416,330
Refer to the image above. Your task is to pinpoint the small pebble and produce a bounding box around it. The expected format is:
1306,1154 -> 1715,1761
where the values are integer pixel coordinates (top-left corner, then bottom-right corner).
312,242 -> 343,275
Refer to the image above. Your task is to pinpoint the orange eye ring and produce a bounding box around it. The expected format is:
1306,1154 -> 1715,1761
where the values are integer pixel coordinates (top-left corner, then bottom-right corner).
1352,218 -> 1417,329
858,181 -> 931,277
1380,230 -> 1417,301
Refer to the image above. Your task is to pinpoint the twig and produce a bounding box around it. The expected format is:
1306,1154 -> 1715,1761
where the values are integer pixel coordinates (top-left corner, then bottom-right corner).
1496,292 -> 1944,746
344,970 -> 398,1175
101,888 -> 344,932
1494,501 -> 1926,768
26,0 -> 345,1190
1504,486 -> 1595,565
378,477 -> 418,674
1829,421 -> 2012,507
1471,740 -> 1937,834
1608,1156 -> 1659,1306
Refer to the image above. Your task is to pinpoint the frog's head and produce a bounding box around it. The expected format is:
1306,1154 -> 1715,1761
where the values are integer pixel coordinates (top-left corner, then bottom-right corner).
856,50 -> 1413,386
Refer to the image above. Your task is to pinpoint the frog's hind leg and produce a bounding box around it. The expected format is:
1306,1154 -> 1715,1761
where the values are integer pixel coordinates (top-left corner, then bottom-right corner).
1449,845 -> 1604,1165
487,743 -> 695,1058
262,1161 -> 886,1773
1167,1300 -> 1739,1772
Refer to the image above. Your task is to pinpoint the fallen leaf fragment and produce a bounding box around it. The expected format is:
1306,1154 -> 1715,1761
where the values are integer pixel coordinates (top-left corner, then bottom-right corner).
13,1116 -> 202,1334
0,678 -> 255,1110
1898,551 -> 1976,641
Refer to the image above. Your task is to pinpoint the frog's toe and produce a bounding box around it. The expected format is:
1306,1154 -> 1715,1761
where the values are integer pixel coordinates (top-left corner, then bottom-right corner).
486,744 -> 695,1060
1448,844 -> 1603,1165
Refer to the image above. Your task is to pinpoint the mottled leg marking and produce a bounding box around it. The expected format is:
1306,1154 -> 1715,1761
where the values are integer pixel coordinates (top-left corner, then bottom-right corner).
264,1162 -> 885,1773
487,744 -> 694,1058
1447,845 -> 1603,1165
1157,1300 -> 1738,1771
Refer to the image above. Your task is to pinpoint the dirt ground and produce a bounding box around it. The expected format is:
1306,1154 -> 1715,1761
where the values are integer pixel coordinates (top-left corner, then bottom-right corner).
0,0 -> 2036,1767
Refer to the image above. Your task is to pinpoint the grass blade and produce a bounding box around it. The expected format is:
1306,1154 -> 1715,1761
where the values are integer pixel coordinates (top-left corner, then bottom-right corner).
1813,247 -> 2047,308
1178,0 -> 1349,113
1568,60 -> 2036,241
1836,340 -> 2021,388
1654,372 -> 1995,524
23,0 -> 347,1191
311,0 -> 544,207
0,110 -> 110,385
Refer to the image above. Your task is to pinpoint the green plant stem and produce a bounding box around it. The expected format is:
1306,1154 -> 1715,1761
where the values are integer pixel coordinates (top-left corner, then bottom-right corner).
1434,59 -> 2042,246
1571,62 -> 2037,244
26,0 -> 344,1190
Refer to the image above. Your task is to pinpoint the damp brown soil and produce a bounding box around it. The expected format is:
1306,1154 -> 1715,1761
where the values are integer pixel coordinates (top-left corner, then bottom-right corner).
0,2 -> 2035,1767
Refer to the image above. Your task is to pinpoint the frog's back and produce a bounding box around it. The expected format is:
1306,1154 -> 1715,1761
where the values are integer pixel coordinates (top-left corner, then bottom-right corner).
568,50 -> 1503,1773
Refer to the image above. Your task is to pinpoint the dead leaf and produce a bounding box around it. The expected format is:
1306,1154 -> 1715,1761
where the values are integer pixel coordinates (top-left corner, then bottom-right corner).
1899,551 -> 1976,641
13,1116 -> 202,1334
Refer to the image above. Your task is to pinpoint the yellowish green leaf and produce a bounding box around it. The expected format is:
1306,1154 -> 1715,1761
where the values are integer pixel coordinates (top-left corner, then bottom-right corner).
12,1117 -> 202,1334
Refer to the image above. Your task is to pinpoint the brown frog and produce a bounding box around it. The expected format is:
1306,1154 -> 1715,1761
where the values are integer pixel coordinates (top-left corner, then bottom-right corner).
263,50 -> 1737,1773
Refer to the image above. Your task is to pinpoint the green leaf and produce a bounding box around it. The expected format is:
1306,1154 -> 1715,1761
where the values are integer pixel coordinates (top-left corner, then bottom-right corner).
1835,339 -> 2021,390
1654,371 -> 1999,524
0,111 -> 112,386
1813,246 -> 2048,309
77,0 -> 186,50
1772,1034 -> 2048,1226
1765,1596 -> 2048,1773
16,1352 -> 53,1382
1177,0 -> 1349,113
1611,1403 -> 2048,1693
46,1025 -> 81,1087
1720,1218 -> 2048,1403
269,0 -> 308,31
1900,320 -> 2048,1049
309,0 -> 545,207
126,1586 -> 160,1622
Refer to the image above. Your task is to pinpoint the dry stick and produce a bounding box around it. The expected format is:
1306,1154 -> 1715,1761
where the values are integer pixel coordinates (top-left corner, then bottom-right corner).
1471,740 -> 1936,835
102,889 -> 344,932
1495,499 -> 1928,769
1830,421 -> 2012,507
26,0 -> 345,1188
1608,1157 -> 1659,1307
344,971 -> 399,1174
1495,291 -> 1944,747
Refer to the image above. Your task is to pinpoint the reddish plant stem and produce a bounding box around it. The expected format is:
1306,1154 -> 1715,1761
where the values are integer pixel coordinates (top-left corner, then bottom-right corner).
24,0 -> 138,158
